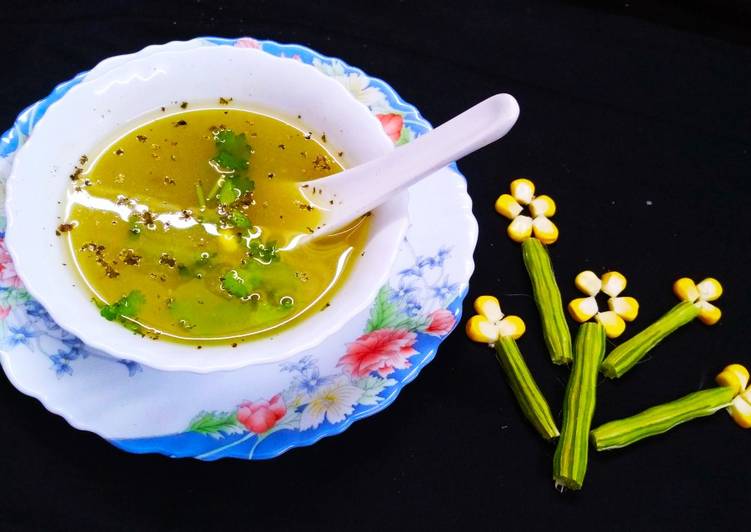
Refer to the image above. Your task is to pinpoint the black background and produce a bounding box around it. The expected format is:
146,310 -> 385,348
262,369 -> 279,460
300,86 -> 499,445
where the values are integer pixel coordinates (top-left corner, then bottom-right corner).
1,1 -> 750,530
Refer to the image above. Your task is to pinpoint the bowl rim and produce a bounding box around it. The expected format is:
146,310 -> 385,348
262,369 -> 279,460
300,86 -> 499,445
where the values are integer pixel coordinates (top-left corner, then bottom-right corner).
4,45 -> 410,373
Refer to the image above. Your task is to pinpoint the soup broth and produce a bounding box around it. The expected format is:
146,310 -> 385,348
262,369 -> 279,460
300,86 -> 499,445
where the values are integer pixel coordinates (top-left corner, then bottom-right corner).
64,107 -> 367,344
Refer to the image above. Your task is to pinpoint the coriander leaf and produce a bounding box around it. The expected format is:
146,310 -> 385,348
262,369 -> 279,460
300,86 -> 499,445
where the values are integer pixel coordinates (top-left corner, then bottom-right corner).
230,210 -> 251,229
212,129 -> 251,172
99,290 -> 145,321
248,239 -> 279,263
232,174 -> 254,194
218,180 -> 239,205
221,269 -> 252,298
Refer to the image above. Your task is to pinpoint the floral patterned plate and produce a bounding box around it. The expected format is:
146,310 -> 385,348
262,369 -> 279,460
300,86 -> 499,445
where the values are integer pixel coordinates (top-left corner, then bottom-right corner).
0,37 -> 478,460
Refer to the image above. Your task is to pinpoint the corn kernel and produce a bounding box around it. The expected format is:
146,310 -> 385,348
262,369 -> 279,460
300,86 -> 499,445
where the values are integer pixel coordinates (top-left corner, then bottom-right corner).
697,278 -> 723,302
715,364 -> 750,394
532,216 -> 559,244
498,315 -> 526,339
474,295 -> 503,322
568,297 -> 598,322
507,215 -> 533,242
596,310 -> 627,338
529,195 -> 556,218
696,300 -> 722,325
728,391 -> 751,429
495,194 -> 523,219
575,271 -> 602,296
601,271 -> 627,297
466,315 -> 500,344
608,296 -> 639,322
510,178 -> 535,205
673,277 -> 699,303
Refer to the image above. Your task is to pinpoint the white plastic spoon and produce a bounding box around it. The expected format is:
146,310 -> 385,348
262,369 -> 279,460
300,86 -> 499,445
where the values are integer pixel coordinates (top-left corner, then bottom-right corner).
298,93 -> 520,239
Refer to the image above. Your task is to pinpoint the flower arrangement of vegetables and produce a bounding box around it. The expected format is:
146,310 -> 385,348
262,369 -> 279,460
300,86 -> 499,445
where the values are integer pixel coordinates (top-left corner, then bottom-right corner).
467,178 -> 748,491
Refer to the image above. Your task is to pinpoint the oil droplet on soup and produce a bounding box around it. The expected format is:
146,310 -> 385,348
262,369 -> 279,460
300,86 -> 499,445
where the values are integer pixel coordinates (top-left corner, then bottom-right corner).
65,108 -> 368,343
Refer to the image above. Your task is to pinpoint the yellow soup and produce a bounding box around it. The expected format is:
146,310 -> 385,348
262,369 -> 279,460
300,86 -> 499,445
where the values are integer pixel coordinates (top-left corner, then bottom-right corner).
64,107 -> 367,345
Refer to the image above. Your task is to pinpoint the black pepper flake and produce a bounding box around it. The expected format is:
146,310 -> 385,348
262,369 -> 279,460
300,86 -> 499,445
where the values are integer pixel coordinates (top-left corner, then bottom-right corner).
119,248 -> 142,265
321,302 -> 331,311
321,133 -> 327,143
159,253 -> 177,267
303,132 -> 312,140
267,172 -> 274,179
197,345 -> 203,350
164,176 -> 176,185
55,222 -> 75,236
180,101 -> 188,109
313,155 -> 331,170
306,226 -> 314,233
160,106 -> 166,112
337,151 -> 344,157
219,97 -> 233,105
114,148 -> 125,156
136,135 -> 147,142
278,144 -> 286,150
69,167 -> 83,181
173,120 -> 188,127
79,155 -> 88,165
231,343 -> 238,348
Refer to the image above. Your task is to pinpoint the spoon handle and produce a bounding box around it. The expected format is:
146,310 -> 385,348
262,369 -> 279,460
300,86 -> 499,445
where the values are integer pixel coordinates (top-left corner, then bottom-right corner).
304,93 -> 520,235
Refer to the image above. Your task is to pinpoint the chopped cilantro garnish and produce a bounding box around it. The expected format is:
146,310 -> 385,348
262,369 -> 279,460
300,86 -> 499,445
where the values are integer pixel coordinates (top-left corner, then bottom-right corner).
212,129 -> 251,172
100,290 -> 145,321
230,210 -> 251,229
204,129 -> 255,224
221,269 -> 253,298
218,180 -> 239,205
248,239 -> 279,263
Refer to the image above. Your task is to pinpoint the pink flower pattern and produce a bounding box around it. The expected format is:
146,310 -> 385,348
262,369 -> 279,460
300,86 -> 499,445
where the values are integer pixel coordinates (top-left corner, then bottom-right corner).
234,37 -> 261,50
0,239 -> 22,289
425,309 -> 456,336
338,329 -> 418,378
376,113 -> 404,143
236,394 -> 287,434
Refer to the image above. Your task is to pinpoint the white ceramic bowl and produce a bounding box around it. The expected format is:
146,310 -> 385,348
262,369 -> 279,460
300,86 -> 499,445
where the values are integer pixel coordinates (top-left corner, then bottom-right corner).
4,46 -> 408,373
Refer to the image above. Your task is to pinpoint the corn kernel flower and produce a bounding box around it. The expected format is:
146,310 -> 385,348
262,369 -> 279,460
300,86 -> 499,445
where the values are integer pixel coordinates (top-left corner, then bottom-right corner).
495,178 -> 559,244
568,271 -> 639,339
716,364 -> 751,428
466,295 -> 526,345
673,277 -> 723,325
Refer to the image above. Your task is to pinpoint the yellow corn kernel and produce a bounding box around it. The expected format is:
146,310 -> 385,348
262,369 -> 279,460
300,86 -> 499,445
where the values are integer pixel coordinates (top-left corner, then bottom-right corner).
466,315 -> 500,344
495,194 -> 523,219
673,277 -> 699,303
498,315 -> 526,339
697,277 -> 723,302
474,295 -> 503,322
529,195 -> 556,218
696,300 -> 722,325
532,216 -> 559,244
596,310 -> 626,339
510,178 -> 535,205
727,390 -> 751,429
507,215 -> 533,242
568,297 -> 598,323
218,230 -> 239,253
608,296 -> 640,322
575,271 -> 602,296
715,364 -> 750,394
601,271 -> 627,297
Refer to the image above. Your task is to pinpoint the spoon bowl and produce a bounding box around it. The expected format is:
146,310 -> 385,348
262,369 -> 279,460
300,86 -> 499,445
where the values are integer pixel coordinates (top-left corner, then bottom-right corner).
301,94 -> 520,238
